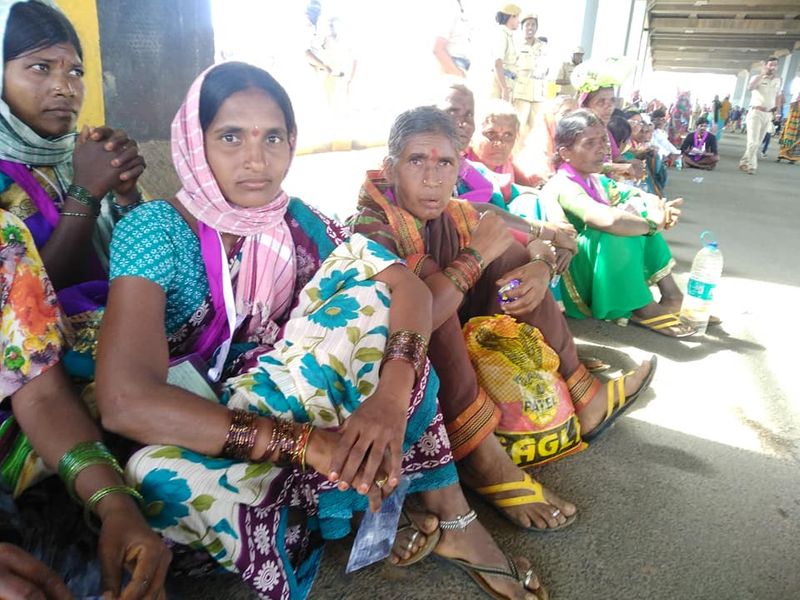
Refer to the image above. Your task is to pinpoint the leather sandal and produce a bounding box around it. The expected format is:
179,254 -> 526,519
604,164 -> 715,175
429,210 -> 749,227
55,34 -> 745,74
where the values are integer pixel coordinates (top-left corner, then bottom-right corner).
390,508 -> 441,567
438,551 -> 549,600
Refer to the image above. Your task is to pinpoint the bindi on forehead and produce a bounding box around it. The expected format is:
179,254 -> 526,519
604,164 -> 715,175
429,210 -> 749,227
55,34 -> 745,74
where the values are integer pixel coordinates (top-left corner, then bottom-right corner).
431,148 -> 439,160
250,127 -> 261,138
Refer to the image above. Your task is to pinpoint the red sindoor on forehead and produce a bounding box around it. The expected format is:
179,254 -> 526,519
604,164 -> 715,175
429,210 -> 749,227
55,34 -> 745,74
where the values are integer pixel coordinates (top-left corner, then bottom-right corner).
431,148 -> 439,159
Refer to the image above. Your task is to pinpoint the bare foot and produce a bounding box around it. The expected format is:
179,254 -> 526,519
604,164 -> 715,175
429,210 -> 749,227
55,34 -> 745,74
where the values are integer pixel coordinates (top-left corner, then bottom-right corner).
458,435 -> 576,530
576,358 -> 653,434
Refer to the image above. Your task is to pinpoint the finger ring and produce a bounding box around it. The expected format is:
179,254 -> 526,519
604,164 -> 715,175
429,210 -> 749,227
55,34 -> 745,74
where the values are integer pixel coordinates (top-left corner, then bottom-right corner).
552,508 -> 561,518
374,476 -> 388,489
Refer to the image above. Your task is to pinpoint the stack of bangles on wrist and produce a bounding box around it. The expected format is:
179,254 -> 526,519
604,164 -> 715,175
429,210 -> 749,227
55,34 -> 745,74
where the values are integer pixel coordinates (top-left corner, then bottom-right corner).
221,408 -> 314,471
66,183 -> 101,217
57,441 -> 143,532
380,329 -> 428,382
530,253 -> 557,281
442,247 -> 484,294
111,190 -> 145,214
258,418 -> 313,470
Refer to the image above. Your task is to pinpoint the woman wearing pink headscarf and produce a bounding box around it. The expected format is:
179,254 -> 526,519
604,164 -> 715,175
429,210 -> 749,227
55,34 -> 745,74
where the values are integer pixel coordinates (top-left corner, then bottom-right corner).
96,63 -> 546,600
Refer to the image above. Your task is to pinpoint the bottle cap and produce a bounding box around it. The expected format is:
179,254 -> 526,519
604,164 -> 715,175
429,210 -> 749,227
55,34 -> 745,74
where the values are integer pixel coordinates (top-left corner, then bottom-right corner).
700,230 -> 718,249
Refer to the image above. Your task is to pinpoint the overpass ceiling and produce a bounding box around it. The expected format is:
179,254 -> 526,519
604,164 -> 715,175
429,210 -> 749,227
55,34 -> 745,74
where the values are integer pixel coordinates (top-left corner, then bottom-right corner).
647,0 -> 800,74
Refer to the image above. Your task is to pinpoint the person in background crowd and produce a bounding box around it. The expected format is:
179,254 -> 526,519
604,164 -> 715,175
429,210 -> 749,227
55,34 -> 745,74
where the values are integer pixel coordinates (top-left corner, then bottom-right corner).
690,98 -> 702,131
777,93 -> 800,163
680,118 -> 719,170
740,57 -> 783,175
555,46 -> 583,97
433,0 -> 473,77
669,90 -> 692,147
650,108 -> 681,165
511,12 -> 548,145
720,95 -> 731,132
491,3 -> 521,101
760,112 -> 782,158
711,94 -> 723,141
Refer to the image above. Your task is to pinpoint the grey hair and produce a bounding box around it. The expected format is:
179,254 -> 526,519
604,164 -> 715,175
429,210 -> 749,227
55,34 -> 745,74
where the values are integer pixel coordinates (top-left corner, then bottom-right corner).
479,99 -> 520,131
387,106 -> 460,163
552,109 -> 603,168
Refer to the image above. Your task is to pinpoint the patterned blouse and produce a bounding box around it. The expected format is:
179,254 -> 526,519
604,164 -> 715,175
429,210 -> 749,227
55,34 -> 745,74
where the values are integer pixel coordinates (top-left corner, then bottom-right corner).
0,209 -> 66,398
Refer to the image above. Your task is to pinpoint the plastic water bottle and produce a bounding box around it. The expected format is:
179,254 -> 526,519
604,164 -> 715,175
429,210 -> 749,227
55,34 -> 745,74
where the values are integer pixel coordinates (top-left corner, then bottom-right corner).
680,231 -> 723,335
675,157 -> 683,170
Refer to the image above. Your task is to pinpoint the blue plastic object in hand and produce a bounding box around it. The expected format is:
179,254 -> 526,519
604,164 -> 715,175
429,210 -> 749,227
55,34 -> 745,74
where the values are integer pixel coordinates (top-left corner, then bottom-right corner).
498,279 -> 521,304
345,475 -> 416,573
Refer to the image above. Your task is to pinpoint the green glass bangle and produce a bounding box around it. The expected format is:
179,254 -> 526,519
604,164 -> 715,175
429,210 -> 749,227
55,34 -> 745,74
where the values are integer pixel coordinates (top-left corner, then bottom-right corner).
111,190 -> 144,214
83,485 -> 144,533
645,218 -> 658,236
66,183 -> 101,216
58,441 -> 123,502
462,246 -> 485,270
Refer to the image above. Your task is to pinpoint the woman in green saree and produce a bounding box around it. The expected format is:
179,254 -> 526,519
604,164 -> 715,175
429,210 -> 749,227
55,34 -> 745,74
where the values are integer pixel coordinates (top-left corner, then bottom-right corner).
540,110 -> 694,337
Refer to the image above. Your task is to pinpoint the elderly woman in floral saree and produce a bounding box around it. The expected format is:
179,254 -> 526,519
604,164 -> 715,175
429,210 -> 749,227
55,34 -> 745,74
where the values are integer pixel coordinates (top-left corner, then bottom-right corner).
96,63 -> 546,600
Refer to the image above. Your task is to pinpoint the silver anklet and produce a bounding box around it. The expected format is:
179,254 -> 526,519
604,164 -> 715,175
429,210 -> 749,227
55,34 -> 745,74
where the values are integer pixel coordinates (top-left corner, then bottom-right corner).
439,509 -> 478,531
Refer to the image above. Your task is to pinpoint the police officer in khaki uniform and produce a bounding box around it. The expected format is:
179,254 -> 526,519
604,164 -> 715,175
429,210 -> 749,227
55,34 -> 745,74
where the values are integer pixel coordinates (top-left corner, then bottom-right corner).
740,56 -> 784,174
511,12 -> 548,143
491,3 -> 521,100
556,46 -> 584,97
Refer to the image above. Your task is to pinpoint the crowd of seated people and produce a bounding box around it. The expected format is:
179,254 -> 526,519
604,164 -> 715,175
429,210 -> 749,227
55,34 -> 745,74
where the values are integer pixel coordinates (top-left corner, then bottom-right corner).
1,2 -> 723,599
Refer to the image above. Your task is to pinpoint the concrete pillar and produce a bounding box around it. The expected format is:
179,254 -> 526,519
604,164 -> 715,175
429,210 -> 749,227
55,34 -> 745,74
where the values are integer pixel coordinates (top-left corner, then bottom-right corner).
97,0 -> 213,142
780,43 -> 800,111
581,0 -> 599,59
732,70 -> 749,108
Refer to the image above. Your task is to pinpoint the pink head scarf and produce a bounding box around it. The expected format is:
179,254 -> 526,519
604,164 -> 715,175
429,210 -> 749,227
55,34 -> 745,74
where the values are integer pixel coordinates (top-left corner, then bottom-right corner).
171,63 -> 296,368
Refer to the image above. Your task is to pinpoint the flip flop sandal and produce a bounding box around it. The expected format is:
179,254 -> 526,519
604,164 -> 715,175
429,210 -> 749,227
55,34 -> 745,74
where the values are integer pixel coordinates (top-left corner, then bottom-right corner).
630,313 -> 696,338
438,551 -> 548,600
390,508 -> 441,567
583,355 -> 658,442
580,355 -> 610,373
474,472 -> 577,532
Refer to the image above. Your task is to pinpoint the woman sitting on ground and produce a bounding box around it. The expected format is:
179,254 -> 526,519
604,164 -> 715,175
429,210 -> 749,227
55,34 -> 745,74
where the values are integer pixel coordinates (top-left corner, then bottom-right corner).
96,62 -> 546,600
679,118 -> 719,171
464,100 -> 546,217
1,209 -> 169,598
439,84 -> 577,270
574,70 -> 644,183
608,111 -> 662,197
0,0 -> 146,381
540,109 -> 695,337
351,109 -> 656,525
